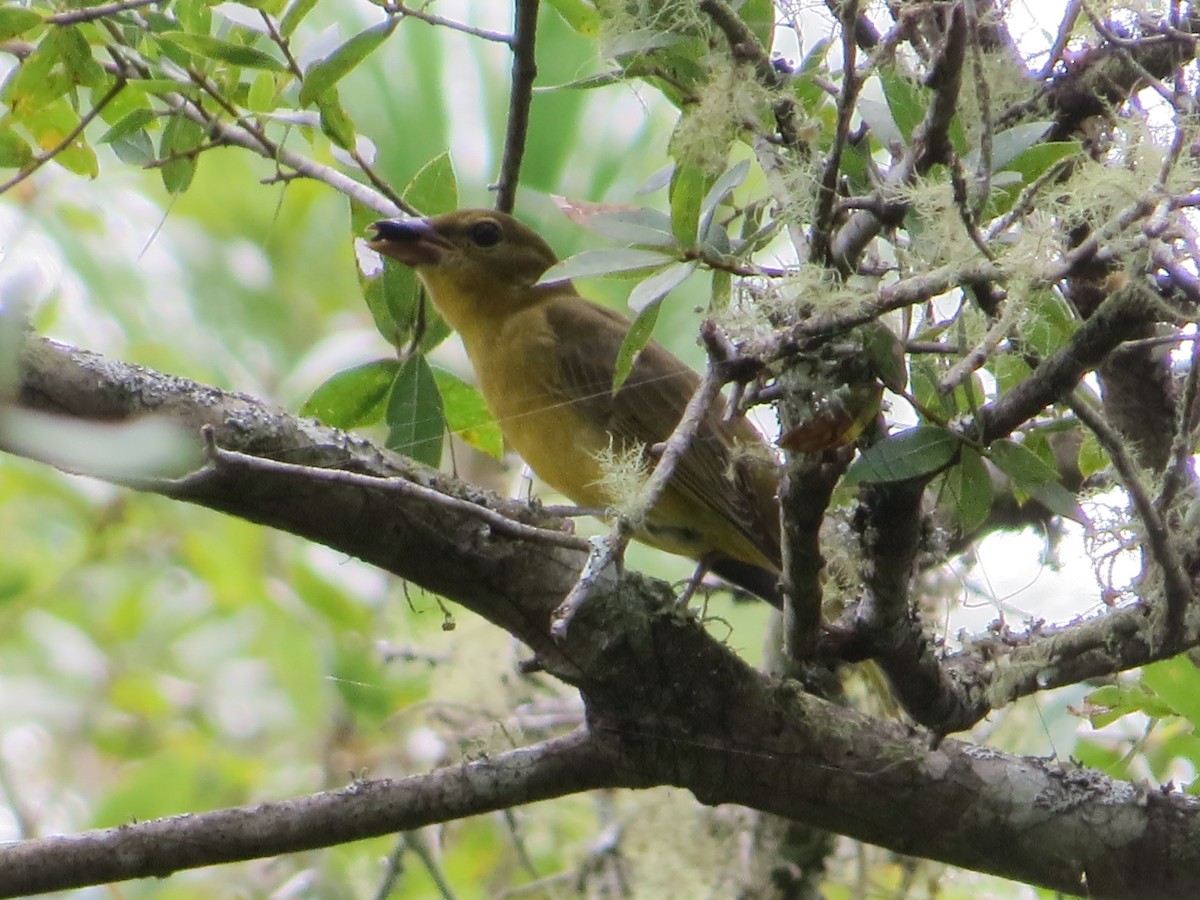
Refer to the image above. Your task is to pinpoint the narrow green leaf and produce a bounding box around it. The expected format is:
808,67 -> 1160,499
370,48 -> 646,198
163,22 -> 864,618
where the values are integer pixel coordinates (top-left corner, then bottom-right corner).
536,248 -> 676,286
302,359 -> 400,430
59,25 -> 104,87
430,367 -> 504,460
28,99 -> 98,177
1003,141 -> 1082,182
989,438 -> 1083,522
0,129 -> 33,168
543,0 -> 602,35
967,121 -> 1053,174
879,68 -> 926,144
735,0 -> 775,53
1022,289 -> 1078,357
1,33 -> 68,116
280,0 -> 321,37
159,32 -> 286,71
696,158 -> 750,243
612,300 -> 661,393
1076,432 -> 1107,478
299,17 -> 399,106
792,38 -> 831,112
940,447 -> 993,533
1143,659 -> 1200,729
586,208 -> 677,248
627,260 -> 697,313
386,355 -> 444,466
247,70 -> 277,112
0,8 -> 41,41
843,425 -> 959,485
668,162 -> 711,245
108,129 -> 155,166
159,114 -> 203,193
861,321 -> 907,393
533,70 -> 623,93
317,92 -> 355,149
403,150 -> 457,216
99,108 -> 155,145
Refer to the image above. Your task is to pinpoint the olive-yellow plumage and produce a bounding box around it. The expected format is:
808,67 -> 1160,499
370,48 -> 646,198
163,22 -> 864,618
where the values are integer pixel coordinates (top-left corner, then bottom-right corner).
369,209 -> 782,606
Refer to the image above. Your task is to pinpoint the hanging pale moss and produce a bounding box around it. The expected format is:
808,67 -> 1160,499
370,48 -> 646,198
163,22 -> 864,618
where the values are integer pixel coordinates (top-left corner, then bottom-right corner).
591,436 -> 653,523
670,59 -> 775,173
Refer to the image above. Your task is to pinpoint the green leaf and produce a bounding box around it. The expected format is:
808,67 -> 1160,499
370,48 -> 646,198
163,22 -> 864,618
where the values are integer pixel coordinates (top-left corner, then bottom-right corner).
536,248 -> 676,286
280,0 -> 321,37
967,121 -> 1053,174
59,25 -> 104,87
735,0 -> 775,53
843,425 -> 959,485
585,208 -> 677,248
792,38 -> 832,112
940,447 -> 992,533
301,359 -> 400,430
612,299 -> 661,393
544,0 -> 602,36
668,162 -> 712,245
1077,431 -> 1107,478
1143,658 -> 1200,730
988,354 -> 1032,394
861,321 -> 908,393
108,128 -> 155,166
0,7 -> 41,41
989,437 -> 1084,522
99,108 -> 155,145
300,17 -> 399,106
989,437 -> 1058,485
627,260 -> 697,313
316,92 -> 355,149
247,70 -> 277,112
27,99 -> 98,177
879,68 -> 926,144
696,158 -> 749,243
386,355 -> 444,466
0,128 -> 33,168
1,33 -> 68,116
1022,289 -> 1077,358
1003,141 -> 1081,183
430,367 -> 503,460
159,32 -> 286,71
404,150 -> 457,216
159,114 -> 203,193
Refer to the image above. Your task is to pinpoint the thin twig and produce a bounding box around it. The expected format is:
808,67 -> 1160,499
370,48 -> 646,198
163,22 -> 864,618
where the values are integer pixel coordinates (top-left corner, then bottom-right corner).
1157,329 -> 1200,514
811,0 -> 861,266
1039,0 -> 1084,78
1068,391 -> 1192,647
0,78 -> 126,197
46,0 -> 160,24
494,0 -> 539,213
189,426 -> 589,553
387,2 -> 514,43
937,296 -> 1015,394
550,329 -> 729,640
963,0 -> 993,217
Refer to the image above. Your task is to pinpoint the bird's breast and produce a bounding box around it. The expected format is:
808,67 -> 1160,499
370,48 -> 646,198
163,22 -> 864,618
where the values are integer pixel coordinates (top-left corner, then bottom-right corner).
460,306 -> 613,509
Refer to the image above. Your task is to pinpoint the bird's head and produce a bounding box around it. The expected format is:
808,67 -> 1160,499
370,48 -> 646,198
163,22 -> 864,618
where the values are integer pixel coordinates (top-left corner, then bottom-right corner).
368,210 -> 561,327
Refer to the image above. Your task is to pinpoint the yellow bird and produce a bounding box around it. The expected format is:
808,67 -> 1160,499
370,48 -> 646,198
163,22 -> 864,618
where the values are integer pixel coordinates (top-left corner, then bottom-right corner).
369,209 -> 782,606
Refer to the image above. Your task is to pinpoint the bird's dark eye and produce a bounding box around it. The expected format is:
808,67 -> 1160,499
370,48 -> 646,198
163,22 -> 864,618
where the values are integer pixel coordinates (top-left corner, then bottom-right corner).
469,220 -> 502,247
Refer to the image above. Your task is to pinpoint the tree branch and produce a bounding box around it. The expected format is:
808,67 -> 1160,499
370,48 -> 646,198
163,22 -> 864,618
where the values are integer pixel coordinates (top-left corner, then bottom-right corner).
0,729 -> 612,898
494,0 -> 539,214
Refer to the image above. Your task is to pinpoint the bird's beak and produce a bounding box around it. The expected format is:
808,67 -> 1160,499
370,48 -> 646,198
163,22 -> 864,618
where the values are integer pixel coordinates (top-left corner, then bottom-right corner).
368,218 -> 451,267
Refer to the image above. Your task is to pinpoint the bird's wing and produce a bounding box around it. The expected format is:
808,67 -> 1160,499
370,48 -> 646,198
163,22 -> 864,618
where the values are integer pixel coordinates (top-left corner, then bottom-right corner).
542,297 -> 781,567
